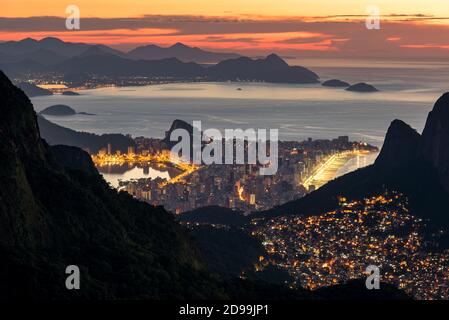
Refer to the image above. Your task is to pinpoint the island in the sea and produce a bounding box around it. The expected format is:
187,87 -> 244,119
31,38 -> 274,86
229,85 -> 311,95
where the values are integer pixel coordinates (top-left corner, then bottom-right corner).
40,104 -> 77,116
346,82 -> 379,92
39,104 -> 95,116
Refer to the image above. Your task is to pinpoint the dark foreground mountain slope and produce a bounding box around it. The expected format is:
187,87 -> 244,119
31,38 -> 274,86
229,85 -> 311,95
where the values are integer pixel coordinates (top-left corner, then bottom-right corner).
187,225 -> 266,279
179,206 -> 249,227
259,95 -> 449,230
0,71 -> 226,300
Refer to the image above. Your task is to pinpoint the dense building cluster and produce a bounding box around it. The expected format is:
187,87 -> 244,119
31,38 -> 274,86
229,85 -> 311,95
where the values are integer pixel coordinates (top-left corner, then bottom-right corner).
251,193 -> 449,300
23,74 -> 207,90
92,136 -> 376,213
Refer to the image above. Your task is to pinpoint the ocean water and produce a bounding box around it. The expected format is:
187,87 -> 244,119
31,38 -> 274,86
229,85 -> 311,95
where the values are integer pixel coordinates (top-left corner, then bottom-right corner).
31,59 -> 449,148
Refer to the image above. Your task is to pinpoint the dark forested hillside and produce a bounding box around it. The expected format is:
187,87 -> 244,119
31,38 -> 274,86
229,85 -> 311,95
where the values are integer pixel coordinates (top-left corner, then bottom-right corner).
0,70 -> 225,300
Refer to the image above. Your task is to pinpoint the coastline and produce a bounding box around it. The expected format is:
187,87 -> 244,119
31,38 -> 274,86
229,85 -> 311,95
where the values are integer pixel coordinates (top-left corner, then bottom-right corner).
303,151 -> 378,190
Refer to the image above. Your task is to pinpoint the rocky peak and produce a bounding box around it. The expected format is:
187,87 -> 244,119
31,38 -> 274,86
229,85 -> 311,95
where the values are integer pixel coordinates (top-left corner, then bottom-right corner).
375,119 -> 421,168
264,53 -> 289,68
421,92 -> 449,191
163,119 -> 195,145
170,42 -> 189,50
168,119 -> 193,132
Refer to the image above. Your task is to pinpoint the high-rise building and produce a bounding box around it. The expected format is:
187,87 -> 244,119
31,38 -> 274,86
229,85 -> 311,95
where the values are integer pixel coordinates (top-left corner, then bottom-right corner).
250,194 -> 256,205
141,191 -> 152,201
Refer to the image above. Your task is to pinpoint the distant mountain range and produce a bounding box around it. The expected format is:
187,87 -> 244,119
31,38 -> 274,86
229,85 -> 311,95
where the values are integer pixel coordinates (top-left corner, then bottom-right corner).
54,53 -> 318,83
0,37 -> 237,65
54,55 -> 205,78
127,42 -> 241,63
0,37 -> 124,65
207,54 -> 318,83
0,37 -> 319,84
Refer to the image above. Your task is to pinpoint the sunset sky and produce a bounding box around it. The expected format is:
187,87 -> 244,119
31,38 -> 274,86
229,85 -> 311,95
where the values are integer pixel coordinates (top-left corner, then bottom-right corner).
2,0 -> 449,58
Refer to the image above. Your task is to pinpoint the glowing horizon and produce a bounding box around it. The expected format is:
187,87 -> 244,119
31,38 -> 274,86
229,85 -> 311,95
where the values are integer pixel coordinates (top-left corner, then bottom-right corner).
2,0 -> 449,58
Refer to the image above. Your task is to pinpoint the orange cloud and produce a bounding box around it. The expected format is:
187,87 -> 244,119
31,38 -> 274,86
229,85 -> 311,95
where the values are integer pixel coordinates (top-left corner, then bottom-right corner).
2,14 -> 449,58
401,44 -> 449,50
0,28 -> 337,52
